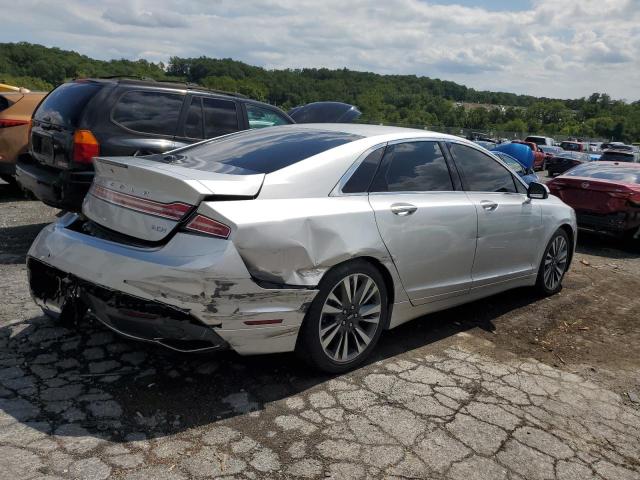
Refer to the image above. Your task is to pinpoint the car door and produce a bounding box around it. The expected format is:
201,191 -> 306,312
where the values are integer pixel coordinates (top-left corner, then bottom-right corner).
447,142 -> 543,287
367,140 -> 478,305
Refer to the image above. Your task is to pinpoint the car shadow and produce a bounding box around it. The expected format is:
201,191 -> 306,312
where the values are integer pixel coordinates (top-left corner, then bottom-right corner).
0,179 -> 28,203
0,222 -> 50,264
0,285 -> 539,444
576,230 -> 640,259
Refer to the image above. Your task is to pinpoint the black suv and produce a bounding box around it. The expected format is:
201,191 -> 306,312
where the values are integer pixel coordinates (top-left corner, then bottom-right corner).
17,78 -> 299,211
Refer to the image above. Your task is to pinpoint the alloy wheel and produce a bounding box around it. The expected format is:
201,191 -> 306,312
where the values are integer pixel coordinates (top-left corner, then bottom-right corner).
318,273 -> 381,363
543,235 -> 568,291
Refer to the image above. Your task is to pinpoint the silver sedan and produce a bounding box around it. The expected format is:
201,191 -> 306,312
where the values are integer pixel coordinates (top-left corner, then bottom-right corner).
27,124 -> 577,372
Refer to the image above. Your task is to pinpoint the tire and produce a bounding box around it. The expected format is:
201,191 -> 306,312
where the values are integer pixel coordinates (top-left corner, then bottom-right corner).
536,229 -> 570,295
296,260 -> 389,374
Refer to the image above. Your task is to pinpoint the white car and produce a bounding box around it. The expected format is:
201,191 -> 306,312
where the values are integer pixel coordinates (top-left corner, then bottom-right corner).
27,124 -> 577,372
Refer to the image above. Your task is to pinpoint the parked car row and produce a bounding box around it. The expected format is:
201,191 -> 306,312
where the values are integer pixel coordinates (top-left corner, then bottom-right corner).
9,78 -> 361,211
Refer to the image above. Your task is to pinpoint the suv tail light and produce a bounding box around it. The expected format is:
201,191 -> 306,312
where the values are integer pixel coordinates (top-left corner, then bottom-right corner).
184,214 -> 231,239
0,118 -> 29,128
73,129 -> 100,164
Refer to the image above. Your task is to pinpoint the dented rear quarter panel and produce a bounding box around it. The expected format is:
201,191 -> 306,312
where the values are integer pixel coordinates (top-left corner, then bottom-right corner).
201,196 -> 408,304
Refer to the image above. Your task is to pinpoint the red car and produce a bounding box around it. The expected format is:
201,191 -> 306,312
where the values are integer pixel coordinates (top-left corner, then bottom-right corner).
547,161 -> 640,238
512,140 -> 545,171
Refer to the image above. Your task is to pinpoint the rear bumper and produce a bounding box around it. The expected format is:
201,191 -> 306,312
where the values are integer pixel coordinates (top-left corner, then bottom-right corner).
576,210 -> 640,235
27,214 -> 318,355
15,158 -> 92,210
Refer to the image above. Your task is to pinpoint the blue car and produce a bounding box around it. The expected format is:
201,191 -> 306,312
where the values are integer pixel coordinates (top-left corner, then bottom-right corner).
490,143 -> 540,185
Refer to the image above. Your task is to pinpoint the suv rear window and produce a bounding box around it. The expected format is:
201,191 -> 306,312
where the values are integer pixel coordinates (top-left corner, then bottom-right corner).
34,81 -> 102,128
112,90 -> 184,136
165,127 -> 363,175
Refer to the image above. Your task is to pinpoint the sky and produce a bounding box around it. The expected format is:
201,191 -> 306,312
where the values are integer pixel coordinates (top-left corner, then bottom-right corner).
1,0 -> 639,101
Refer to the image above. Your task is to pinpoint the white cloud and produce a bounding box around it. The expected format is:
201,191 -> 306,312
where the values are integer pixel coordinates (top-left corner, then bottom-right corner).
0,0 -> 638,100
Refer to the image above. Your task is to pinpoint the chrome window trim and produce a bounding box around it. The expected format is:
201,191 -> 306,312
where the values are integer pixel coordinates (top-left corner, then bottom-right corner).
331,137 -> 457,197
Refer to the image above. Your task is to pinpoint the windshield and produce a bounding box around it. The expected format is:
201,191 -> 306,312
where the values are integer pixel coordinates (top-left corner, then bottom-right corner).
561,142 -> 582,151
599,151 -> 635,162
161,127 -> 363,175
564,164 -> 640,184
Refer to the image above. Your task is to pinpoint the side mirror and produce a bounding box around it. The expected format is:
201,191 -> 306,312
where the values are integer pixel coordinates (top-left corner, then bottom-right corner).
527,182 -> 549,200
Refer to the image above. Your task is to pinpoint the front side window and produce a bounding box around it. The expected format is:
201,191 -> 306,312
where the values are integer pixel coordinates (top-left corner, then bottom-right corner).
247,104 -> 291,129
371,141 -> 453,192
202,98 -> 238,138
112,91 -> 184,136
449,143 -> 517,193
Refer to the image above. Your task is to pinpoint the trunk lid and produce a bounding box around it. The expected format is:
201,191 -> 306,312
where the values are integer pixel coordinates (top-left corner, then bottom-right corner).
83,156 -> 264,242
551,177 -> 639,214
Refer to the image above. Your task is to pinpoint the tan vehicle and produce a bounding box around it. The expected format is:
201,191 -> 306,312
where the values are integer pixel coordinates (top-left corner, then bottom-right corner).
0,90 -> 46,182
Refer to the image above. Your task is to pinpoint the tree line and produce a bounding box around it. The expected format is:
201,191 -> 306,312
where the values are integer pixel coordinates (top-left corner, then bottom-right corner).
1,42 -> 638,142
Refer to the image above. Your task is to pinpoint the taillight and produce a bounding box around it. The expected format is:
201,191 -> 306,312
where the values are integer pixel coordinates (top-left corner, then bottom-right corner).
185,214 -> 231,239
73,129 -> 100,164
90,184 -> 192,220
0,118 -> 29,128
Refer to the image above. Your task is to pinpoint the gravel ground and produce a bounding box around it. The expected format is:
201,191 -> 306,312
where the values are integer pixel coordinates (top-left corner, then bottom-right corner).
1,179 -> 639,480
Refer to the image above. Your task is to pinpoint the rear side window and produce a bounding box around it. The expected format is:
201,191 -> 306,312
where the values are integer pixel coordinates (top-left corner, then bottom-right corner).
113,91 -> 183,136
202,98 -> 238,138
167,128 -> 362,175
34,81 -> 102,128
247,104 -> 291,129
371,141 -> 453,192
342,146 -> 385,194
449,143 -> 517,193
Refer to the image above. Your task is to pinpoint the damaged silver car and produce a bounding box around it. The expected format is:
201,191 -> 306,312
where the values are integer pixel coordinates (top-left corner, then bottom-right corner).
27,124 -> 577,372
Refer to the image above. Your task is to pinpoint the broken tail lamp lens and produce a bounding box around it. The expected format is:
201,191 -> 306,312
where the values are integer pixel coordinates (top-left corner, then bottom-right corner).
91,184 -> 192,221
184,214 -> 231,239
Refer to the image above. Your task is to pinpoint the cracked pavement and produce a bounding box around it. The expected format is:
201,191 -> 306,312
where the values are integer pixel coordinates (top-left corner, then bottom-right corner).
1,182 -> 640,479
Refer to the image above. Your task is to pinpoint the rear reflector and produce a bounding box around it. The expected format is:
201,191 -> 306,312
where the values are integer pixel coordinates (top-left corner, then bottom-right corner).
185,214 -> 231,239
243,319 -> 283,326
91,184 -> 192,221
0,118 -> 29,128
73,129 -> 100,164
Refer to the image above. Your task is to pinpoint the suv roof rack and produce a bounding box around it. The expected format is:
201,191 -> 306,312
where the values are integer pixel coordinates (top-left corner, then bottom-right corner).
86,76 -> 248,99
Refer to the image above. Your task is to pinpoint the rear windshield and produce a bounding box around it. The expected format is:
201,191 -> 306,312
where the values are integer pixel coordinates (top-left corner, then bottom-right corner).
600,151 -> 635,162
34,81 -> 102,128
564,164 -> 640,184
163,128 -> 363,175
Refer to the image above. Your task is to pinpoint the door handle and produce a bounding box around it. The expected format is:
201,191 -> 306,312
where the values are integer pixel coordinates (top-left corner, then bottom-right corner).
391,203 -> 417,216
480,200 -> 498,211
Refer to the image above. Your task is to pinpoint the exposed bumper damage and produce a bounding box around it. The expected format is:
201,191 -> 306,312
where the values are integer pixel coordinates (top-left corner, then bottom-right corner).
27,214 -> 318,355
